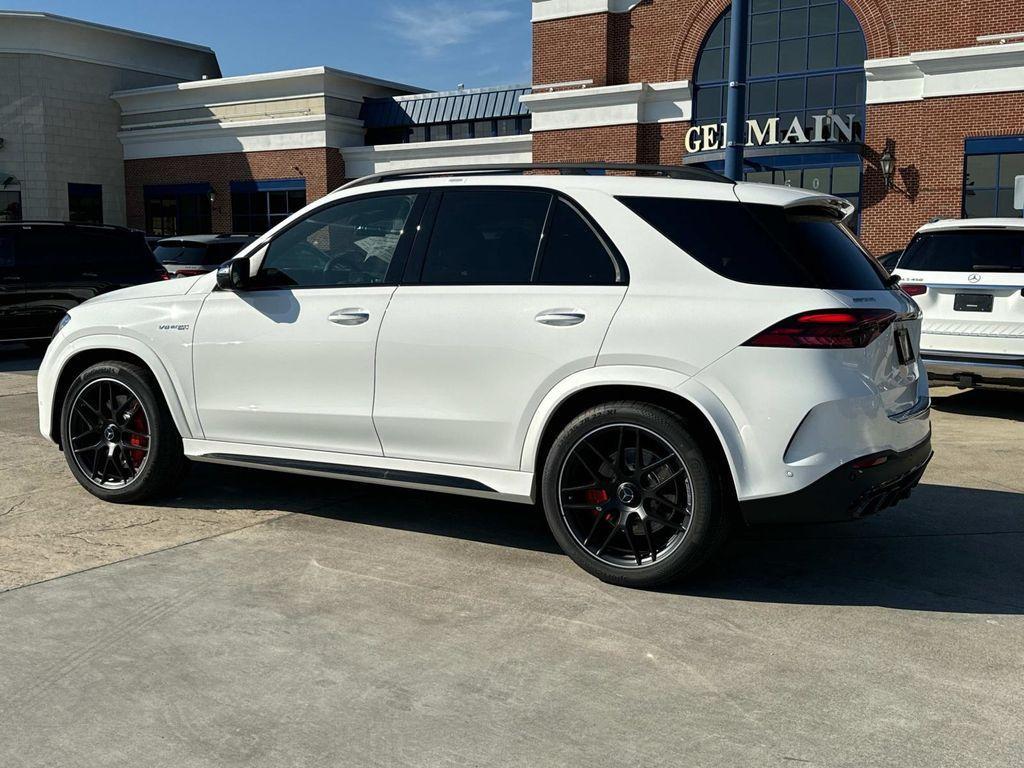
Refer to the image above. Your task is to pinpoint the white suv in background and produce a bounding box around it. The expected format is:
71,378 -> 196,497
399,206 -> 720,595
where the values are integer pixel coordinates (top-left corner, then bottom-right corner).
37,164 -> 932,587
894,218 -> 1024,390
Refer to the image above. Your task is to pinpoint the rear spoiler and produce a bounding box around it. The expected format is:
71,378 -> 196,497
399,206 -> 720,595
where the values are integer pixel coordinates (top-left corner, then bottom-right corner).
783,195 -> 857,225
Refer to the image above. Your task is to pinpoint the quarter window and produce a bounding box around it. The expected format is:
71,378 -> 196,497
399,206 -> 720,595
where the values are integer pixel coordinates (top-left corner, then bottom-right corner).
258,194 -> 419,288
420,190 -> 549,284
619,196 -> 885,290
536,198 -> 618,285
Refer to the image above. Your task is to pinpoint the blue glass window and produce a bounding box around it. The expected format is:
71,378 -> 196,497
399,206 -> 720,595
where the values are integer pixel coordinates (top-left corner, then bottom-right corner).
693,0 -> 867,141
963,137 -> 1024,218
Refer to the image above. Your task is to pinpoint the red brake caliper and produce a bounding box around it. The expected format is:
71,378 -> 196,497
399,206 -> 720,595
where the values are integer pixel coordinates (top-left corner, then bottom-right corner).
128,410 -> 146,468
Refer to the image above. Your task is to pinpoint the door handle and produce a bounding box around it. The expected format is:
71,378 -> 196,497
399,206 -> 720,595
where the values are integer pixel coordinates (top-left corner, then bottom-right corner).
535,310 -> 586,327
328,308 -> 370,326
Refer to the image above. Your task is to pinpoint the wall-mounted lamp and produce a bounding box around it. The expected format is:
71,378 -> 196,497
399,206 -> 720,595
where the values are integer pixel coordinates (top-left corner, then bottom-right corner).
207,189 -> 217,206
880,147 -> 896,189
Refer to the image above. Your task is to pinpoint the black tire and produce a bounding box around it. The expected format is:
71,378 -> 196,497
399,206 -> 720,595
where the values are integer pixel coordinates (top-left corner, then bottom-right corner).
541,401 -> 730,588
60,361 -> 190,503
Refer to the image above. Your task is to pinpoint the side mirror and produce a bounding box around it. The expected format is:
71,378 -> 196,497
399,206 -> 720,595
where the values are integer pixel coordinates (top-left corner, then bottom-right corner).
216,258 -> 250,291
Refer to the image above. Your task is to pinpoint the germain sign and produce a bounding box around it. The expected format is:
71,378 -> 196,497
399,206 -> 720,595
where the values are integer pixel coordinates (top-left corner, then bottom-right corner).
685,113 -> 860,154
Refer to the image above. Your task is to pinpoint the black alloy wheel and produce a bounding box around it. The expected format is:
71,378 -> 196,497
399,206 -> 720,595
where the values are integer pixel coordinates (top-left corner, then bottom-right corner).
541,401 -> 730,587
558,424 -> 693,568
60,361 -> 190,503
67,378 -> 151,489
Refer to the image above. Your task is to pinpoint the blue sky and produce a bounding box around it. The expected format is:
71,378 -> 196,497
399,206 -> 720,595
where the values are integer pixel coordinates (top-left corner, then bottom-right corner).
7,0 -> 532,90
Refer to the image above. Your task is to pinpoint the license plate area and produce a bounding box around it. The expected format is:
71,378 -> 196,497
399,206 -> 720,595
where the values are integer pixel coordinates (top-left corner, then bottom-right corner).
894,327 -> 915,365
954,293 -> 994,312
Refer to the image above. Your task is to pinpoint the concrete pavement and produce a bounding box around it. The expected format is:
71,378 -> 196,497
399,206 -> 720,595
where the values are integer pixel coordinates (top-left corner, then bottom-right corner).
1,346 -> 1022,767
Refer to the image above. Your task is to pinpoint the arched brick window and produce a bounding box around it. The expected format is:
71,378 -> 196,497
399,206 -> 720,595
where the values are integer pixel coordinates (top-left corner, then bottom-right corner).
691,0 -> 868,227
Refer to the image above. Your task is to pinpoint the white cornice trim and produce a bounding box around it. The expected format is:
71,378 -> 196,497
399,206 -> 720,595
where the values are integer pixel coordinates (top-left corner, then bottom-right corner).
866,42 -> 1024,104
118,114 -> 365,160
520,81 -> 691,131
343,135 -> 533,177
532,0 -> 642,22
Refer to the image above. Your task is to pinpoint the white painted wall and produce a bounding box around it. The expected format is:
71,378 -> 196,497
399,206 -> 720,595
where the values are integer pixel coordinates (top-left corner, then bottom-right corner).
531,0 -> 642,22
866,42 -> 1024,104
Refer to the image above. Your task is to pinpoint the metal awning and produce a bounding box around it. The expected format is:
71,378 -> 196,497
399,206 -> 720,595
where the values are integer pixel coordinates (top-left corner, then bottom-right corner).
361,84 -> 531,128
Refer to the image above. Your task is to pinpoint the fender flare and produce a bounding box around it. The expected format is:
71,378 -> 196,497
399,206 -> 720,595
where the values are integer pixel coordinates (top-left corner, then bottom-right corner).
45,333 -> 198,441
518,365 -> 747,496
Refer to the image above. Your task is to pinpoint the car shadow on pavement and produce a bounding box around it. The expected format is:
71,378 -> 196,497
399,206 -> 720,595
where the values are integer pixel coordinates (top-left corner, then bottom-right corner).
930,387 -> 1024,422
169,462 -> 561,553
168,465 -> 1023,615
685,482 -> 1024,614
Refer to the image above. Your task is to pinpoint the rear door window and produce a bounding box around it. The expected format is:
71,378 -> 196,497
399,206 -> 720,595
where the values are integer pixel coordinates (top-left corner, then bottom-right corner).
11,229 -> 77,277
77,230 -> 157,277
419,190 -> 549,284
617,196 -> 887,290
899,230 -> 1024,272
0,232 -> 18,273
536,198 -> 620,285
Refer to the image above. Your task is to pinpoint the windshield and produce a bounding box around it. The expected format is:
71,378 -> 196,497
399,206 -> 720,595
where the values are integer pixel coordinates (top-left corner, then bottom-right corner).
900,229 -> 1024,272
154,243 -> 206,265
154,241 -> 248,266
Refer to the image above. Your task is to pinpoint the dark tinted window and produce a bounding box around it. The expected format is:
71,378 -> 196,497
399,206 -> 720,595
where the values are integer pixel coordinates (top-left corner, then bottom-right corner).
68,183 -> 103,225
618,196 -> 886,290
537,198 -> 618,285
0,232 -> 18,271
421,190 -> 549,284
155,241 -> 249,266
1,228 -> 156,277
204,242 -> 249,265
154,243 -> 206,265
259,194 -> 418,288
899,230 -> 1024,273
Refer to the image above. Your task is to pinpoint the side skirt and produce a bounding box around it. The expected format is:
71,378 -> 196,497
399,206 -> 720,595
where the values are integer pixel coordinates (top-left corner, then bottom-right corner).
183,439 -> 536,504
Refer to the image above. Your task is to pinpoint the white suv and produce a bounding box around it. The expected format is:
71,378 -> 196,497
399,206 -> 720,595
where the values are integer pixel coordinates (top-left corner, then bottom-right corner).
37,164 -> 932,587
893,218 -> 1024,390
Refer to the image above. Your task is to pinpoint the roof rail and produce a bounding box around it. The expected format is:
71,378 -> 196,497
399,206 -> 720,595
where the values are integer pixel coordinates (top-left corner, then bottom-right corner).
0,220 -> 133,231
336,162 -> 733,192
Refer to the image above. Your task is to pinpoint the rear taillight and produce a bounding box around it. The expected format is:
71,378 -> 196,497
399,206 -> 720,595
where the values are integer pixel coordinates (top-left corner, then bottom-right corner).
901,284 -> 927,297
744,309 -> 898,349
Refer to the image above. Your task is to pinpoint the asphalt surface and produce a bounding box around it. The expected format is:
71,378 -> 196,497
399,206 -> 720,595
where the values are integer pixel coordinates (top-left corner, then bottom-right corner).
1,345 -> 1022,767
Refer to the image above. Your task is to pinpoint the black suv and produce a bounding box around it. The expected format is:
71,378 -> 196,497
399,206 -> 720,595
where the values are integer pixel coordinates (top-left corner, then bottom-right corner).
0,222 -> 167,348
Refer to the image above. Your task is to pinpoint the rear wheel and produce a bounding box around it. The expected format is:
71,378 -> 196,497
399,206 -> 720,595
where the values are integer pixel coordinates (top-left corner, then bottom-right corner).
60,361 -> 190,503
541,401 -> 730,587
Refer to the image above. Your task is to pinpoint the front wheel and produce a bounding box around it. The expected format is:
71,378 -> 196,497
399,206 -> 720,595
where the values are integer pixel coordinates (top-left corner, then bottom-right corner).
60,361 -> 190,503
541,401 -> 730,588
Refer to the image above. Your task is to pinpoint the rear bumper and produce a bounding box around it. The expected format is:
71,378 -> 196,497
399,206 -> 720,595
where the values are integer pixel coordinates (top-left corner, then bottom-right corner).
740,433 -> 932,525
923,351 -> 1024,389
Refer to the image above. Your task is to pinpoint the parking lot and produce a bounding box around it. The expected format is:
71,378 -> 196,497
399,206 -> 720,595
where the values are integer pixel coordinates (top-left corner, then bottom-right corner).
1,346 -> 1022,767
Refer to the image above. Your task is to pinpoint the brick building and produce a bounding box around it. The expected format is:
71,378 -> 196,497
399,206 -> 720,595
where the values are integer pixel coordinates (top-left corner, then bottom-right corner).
6,5 -> 1023,253
523,0 -> 1024,254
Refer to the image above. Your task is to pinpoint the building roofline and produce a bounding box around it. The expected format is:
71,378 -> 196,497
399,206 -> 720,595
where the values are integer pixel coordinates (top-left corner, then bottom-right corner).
386,83 -> 532,102
111,65 -> 427,99
0,10 -> 216,55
